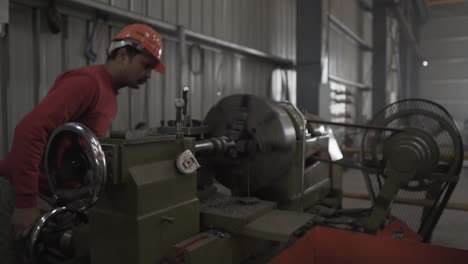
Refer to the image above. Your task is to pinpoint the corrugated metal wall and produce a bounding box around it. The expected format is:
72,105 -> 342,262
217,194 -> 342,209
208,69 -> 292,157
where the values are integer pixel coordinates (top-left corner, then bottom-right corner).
329,1 -> 362,85
0,0 -> 295,156
420,3 -> 468,128
326,0 -> 403,124
328,0 -> 372,123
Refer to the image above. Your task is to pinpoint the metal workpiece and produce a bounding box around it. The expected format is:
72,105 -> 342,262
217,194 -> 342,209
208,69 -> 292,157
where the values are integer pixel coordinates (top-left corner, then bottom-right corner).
193,139 -> 216,153
194,137 -> 235,153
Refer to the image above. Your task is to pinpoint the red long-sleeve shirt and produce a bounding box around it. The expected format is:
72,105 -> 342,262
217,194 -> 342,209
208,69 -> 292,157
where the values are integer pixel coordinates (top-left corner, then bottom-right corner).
0,65 -> 118,208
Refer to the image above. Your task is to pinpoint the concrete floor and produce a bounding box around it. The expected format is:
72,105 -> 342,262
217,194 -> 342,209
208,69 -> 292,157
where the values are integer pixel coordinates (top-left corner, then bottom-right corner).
342,168 -> 468,250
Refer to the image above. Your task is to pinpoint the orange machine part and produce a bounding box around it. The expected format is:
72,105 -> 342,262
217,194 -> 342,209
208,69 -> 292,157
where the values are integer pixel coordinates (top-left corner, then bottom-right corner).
269,220 -> 468,264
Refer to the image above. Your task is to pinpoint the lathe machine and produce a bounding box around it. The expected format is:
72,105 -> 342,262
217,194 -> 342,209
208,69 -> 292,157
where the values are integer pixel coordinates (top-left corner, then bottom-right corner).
29,94 -> 467,264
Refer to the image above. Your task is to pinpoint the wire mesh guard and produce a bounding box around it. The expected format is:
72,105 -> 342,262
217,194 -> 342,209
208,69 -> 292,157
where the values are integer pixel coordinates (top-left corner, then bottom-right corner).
361,99 -> 463,240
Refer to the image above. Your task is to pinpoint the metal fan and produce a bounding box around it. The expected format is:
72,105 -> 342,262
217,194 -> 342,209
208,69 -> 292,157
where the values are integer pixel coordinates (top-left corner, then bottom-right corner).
361,99 -> 463,241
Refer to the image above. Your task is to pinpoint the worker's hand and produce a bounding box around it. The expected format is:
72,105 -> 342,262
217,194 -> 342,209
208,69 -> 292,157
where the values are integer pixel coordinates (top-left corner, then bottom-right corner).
11,207 -> 40,240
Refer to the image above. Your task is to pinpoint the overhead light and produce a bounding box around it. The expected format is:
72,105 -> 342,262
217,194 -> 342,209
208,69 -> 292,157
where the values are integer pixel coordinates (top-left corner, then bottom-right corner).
422,60 -> 429,67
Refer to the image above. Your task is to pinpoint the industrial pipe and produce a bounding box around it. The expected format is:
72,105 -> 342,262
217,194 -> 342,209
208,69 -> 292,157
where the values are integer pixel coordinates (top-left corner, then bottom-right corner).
185,29 -> 294,68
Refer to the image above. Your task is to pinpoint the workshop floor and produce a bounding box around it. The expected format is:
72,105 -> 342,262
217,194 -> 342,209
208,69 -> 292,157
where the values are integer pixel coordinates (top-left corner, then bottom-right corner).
342,168 -> 468,250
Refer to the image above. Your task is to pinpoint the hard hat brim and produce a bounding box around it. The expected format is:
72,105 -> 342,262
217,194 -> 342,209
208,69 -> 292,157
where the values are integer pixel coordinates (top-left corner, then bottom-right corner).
154,62 -> 165,73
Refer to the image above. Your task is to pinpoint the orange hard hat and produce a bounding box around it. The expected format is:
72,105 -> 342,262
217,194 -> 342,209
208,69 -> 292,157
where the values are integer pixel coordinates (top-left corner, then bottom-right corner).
111,24 -> 165,73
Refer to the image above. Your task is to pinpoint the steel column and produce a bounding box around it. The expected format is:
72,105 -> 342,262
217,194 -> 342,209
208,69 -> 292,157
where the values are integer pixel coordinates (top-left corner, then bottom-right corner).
372,0 -> 388,114
296,0 -> 328,114
0,25 -> 8,155
392,6 -> 424,60
398,1 -> 410,99
408,8 -> 420,99
399,29 -> 410,99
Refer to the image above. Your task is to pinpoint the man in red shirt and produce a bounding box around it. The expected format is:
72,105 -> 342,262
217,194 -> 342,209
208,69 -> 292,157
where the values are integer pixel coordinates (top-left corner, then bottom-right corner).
0,23 -> 165,262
